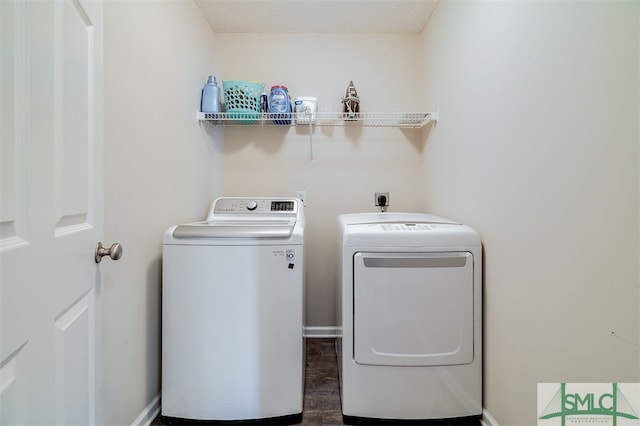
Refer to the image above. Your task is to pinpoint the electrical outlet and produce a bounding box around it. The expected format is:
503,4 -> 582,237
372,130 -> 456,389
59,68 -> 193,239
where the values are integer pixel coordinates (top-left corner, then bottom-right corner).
375,192 -> 389,207
296,190 -> 306,206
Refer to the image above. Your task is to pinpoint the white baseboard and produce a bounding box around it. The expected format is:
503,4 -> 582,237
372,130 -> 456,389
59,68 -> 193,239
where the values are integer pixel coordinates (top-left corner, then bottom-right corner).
132,394 -> 160,426
303,326 -> 341,338
481,409 -> 499,426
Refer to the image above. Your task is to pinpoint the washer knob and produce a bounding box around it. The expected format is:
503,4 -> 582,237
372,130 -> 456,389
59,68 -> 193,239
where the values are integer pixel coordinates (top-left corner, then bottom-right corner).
246,200 -> 258,211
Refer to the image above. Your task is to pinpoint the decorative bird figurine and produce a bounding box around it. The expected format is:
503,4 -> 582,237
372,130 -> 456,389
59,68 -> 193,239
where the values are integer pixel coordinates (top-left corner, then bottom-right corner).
341,80 -> 360,120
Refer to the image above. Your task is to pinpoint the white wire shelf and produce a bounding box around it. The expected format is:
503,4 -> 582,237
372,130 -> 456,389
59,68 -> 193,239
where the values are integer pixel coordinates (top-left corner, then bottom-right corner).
196,111 -> 438,128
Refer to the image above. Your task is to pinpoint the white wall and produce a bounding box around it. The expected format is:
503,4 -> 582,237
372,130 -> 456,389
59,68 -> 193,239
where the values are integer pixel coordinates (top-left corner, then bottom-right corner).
103,2 -> 221,424
421,1 -> 639,424
215,33 -> 428,328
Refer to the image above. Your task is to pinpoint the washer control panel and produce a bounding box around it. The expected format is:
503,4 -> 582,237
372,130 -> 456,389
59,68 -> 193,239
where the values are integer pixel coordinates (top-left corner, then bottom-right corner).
211,197 -> 298,216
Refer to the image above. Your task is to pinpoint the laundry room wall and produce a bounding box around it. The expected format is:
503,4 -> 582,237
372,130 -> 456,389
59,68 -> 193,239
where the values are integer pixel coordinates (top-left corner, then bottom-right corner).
420,1 -> 639,424
213,33 -> 429,330
103,1 -> 221,424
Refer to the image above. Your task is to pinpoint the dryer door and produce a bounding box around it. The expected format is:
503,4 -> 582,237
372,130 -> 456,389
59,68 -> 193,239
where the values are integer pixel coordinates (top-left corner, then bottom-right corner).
353,252 -> 474,366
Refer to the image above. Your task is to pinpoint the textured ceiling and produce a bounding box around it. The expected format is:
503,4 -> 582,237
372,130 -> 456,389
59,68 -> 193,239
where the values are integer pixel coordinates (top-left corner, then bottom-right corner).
195,0 -> 439,34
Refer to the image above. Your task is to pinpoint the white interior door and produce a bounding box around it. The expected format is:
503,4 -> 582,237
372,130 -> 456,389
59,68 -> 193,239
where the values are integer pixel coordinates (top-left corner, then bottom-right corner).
0,0 -> 104,424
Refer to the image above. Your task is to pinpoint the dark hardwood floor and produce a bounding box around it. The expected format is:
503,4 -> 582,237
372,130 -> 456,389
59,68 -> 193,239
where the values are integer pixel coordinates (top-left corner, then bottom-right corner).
151,338 -> 480,426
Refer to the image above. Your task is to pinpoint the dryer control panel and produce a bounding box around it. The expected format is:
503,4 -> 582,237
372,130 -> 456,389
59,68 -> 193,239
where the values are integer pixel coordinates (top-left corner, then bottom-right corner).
380,223 -> 456,232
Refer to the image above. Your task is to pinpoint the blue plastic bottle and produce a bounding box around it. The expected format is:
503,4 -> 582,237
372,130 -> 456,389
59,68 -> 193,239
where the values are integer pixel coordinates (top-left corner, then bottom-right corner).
201,75 -> 221,114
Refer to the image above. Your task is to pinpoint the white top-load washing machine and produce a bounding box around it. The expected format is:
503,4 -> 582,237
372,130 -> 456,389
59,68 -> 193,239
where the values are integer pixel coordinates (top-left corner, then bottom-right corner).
337,212 -> 482,421
162,197 -> 304,421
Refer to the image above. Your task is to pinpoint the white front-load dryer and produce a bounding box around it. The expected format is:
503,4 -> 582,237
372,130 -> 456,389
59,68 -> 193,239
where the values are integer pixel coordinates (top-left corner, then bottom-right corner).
337,213 -> 482,421
162,197 -> 304,421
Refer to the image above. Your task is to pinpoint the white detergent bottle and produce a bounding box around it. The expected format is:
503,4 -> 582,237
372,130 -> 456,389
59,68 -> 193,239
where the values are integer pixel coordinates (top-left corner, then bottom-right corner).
201,75 -> 221,113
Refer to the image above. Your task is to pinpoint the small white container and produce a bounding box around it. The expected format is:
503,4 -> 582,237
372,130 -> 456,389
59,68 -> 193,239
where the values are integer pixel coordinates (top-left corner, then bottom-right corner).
294,96 -> 317,124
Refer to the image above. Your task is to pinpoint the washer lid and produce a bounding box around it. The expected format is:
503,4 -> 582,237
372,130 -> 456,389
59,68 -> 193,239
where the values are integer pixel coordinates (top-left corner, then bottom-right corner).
172,220 -> 296,239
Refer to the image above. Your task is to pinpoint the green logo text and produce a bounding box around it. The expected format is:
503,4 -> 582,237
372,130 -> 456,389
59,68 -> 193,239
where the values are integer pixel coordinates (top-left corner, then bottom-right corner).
539,383 -> 639,425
